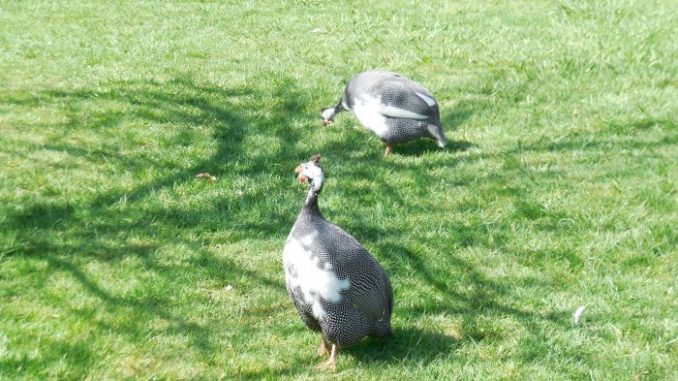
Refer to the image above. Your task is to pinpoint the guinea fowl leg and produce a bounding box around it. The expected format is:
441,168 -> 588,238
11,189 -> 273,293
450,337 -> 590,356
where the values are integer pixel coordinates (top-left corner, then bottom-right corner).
384,144 -> 393,157
317,336 -> 329,357
315,343 -> 338,371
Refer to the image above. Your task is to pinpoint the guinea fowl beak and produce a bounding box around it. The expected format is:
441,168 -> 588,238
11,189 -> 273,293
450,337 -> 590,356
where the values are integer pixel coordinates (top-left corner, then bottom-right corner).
322,119 -> 332,126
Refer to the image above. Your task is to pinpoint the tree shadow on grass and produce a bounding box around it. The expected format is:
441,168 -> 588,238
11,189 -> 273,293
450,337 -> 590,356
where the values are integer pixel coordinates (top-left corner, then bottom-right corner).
392,137 -> 476,157
1,71 -> 583,375
7,72 -> 499,375
2,75 -> 322,238
326,160 -> 575,363
0,75 -> 337,370
346,327 -> 458,364
237,327 -> 458,379
11,235 -> 281,354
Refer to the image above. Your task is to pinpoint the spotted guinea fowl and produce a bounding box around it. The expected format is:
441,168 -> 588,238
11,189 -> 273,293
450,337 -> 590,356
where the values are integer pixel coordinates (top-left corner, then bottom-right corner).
321,70 -> 447,156
283,155 -> 393,370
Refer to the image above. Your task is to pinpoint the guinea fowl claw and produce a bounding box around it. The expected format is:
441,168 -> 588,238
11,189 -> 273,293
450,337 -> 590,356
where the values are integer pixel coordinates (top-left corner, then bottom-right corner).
315,360 -> 336,371
316,337 -> 329,357
315,343 -> 337,371
384,144 -> 393,157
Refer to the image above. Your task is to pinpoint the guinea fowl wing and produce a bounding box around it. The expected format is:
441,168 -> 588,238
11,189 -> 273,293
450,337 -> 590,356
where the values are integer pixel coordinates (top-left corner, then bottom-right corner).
322,223 -> 391,322
344,258 -> 392,322
368,78 -> 438,121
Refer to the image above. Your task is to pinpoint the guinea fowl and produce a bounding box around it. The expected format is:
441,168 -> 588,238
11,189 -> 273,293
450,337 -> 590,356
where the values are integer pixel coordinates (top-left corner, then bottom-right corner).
283,155 -> 393,370
321,70 -> 447,156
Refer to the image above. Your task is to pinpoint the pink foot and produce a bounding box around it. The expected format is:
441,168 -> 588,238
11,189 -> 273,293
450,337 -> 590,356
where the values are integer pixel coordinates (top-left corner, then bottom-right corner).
315,343 -> 337,371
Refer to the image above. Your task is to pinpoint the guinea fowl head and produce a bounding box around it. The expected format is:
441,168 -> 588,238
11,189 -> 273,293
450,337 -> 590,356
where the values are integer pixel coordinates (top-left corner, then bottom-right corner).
321,101 -> 344,126
295,154 -> 323,187
295,155 -> 325,209
320,107 -> 336,126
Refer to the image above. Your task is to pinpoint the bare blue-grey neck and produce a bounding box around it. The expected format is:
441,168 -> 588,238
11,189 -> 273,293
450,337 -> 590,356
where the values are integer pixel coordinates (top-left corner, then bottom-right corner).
304,173 -> 324,207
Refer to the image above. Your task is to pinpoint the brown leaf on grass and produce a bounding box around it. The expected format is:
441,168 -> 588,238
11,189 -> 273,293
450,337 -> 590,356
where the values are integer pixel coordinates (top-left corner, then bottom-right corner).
195,172 -> 217,183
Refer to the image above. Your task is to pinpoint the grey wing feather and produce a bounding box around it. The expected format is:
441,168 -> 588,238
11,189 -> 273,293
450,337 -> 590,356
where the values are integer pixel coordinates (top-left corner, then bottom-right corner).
345,259 -> 392,321
369,78 -> 438,120
322,223 -> 392,322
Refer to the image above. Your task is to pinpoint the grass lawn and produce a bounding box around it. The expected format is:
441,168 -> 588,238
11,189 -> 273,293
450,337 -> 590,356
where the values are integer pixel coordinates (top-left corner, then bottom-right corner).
1,0 -> 676,379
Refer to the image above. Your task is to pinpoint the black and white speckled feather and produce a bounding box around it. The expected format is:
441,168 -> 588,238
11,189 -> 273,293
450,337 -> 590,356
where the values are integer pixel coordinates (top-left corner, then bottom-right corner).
283,156 -> 393,351
322,70 -> 447,151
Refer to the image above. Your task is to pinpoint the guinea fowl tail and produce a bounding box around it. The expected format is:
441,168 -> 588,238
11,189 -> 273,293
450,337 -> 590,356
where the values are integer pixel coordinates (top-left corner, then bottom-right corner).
370,322 -> 393,338
428,123 -> 447,148
370,288 -> 394,338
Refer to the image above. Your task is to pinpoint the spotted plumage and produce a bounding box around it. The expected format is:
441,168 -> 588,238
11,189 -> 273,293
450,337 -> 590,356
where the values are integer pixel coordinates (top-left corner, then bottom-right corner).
321,70 -> 447,156
283,155 -> 393,370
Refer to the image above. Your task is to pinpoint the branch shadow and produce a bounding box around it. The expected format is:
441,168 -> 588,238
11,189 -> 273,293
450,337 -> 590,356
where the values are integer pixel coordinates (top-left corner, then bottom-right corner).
1,69 -> 591,374
317,150 -> 576,365
0,75 -> 339,369
346,327 -> 458,364
236,327 -> 458,379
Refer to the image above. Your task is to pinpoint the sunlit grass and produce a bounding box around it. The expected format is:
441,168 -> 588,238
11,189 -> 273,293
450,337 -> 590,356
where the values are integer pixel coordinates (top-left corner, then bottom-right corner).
0,0 -> 676,380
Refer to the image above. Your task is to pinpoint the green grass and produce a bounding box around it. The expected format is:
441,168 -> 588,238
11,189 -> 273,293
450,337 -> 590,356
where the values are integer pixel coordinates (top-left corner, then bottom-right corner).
1,0 -> 676,379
